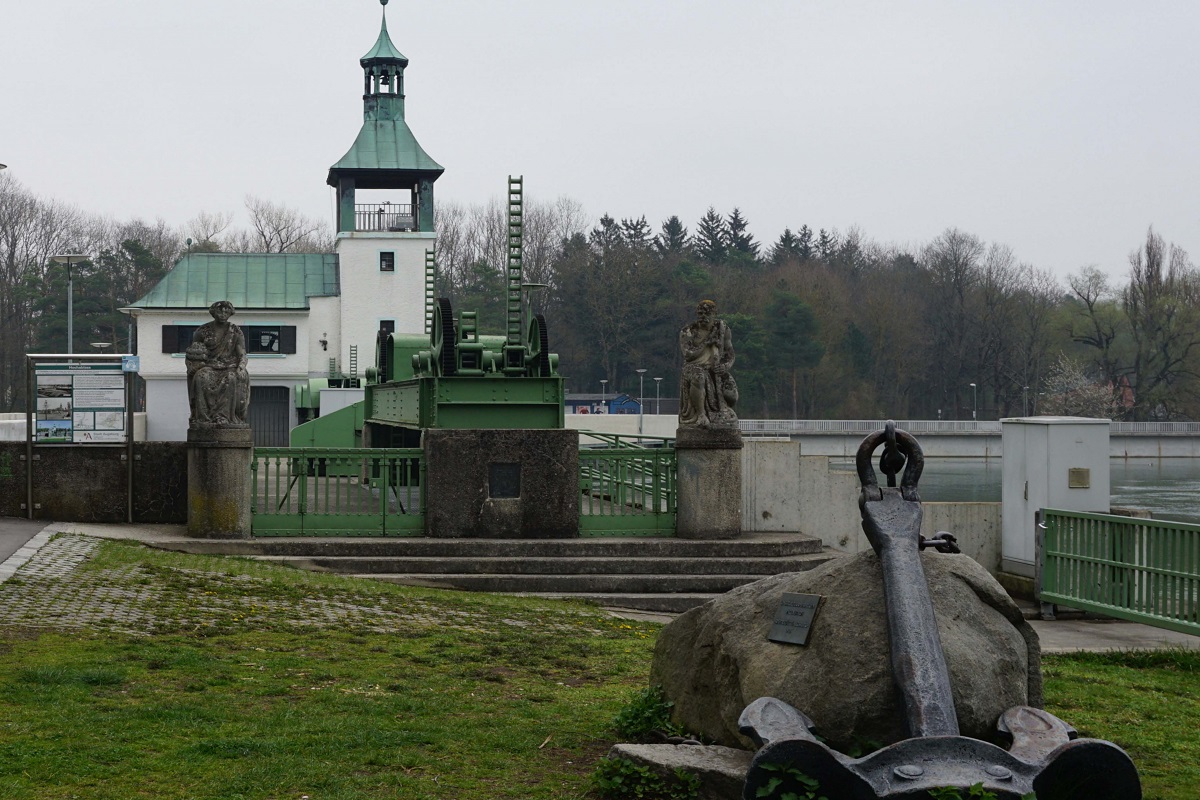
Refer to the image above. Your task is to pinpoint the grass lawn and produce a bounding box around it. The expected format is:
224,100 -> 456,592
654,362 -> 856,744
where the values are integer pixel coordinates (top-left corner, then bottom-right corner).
0,537 -> 1195,799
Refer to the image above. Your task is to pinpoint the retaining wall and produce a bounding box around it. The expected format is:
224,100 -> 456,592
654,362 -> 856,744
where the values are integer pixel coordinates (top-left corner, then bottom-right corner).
0,441 -> 187,523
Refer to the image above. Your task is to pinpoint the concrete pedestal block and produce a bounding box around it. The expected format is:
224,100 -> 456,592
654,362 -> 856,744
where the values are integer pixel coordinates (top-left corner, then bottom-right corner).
424,428 -> 579,538
187,427 -> 253,539
676,427 -> 743,540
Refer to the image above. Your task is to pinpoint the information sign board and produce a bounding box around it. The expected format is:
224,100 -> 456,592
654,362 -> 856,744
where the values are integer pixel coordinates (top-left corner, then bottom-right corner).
34,363 -> 127,443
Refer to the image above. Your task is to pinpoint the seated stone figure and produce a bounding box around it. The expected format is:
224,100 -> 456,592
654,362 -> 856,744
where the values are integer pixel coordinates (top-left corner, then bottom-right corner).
187,300 -> 250,428
679,300 -> 738,428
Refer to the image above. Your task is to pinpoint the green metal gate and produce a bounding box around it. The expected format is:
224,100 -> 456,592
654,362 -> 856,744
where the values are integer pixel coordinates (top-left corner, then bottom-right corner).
251,447 -> 424,536
578,437 -> 676,537
1038,508 -> 1200,635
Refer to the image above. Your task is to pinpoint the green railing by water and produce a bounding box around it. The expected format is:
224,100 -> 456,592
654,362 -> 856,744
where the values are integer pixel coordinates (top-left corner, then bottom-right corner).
1038,508 -> 1200,635
579,439 -> 676,537
251,448 -> 424,536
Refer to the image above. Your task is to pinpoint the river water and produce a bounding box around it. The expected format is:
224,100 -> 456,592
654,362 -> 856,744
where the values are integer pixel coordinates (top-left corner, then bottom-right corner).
865,458 -> 1200,525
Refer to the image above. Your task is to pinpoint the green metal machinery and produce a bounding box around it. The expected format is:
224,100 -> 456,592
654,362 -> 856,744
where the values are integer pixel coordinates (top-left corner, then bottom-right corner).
363,176 -> 563,444
291,176 -> 564,451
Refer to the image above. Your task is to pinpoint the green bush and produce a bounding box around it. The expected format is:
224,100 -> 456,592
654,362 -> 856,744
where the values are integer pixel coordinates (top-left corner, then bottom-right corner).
592,756 -> 700,800
613,684 -> 682,741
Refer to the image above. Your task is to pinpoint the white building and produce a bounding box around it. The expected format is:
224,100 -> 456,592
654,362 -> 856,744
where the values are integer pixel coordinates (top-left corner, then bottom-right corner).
125,4 -> 441,444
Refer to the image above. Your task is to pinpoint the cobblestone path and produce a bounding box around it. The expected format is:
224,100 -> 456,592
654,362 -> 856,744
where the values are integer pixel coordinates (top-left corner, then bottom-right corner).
0,534 -> 602,637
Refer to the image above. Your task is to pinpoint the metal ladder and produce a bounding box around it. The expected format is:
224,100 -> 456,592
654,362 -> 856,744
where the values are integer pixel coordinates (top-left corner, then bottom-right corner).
506,176 -> 524,348
424,248 -> 436,336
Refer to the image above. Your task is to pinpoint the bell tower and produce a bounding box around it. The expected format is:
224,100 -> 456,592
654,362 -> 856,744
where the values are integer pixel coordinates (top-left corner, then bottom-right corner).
327,0 -> 444,234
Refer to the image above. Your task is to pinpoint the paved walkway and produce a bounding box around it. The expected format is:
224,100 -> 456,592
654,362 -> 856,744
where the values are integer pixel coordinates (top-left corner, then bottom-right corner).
1,519 -> 1198,653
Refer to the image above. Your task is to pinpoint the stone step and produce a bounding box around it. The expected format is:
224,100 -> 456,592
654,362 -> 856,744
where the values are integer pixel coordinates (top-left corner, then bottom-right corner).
254,553 -> 832,576
354,572 -> 808,594
153,532 -> 824,559
511,592 -> 723,614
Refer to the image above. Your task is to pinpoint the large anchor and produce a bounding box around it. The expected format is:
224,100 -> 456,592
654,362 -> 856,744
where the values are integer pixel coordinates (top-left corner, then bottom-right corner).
738,423 -> 1141,799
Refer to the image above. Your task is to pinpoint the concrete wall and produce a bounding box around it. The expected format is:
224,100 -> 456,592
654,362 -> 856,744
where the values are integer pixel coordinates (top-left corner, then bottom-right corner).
335,231 -> 433,371
567,413 -> 679,440
0,441 -> 187,522
740,440 -> 1004,574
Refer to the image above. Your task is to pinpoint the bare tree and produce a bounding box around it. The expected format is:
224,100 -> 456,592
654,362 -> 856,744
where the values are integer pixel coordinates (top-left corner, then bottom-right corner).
243,196 -> 332,253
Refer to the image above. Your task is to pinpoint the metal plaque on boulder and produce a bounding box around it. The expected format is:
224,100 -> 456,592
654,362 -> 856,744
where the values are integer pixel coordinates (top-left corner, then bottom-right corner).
768,592 -> 823,646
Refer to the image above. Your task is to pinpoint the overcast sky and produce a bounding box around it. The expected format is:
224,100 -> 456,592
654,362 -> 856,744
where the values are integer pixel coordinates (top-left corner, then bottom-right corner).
3,1 -> 1198,280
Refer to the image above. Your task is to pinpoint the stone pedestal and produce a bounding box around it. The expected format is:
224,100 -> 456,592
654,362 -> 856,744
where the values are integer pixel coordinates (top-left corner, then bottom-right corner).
187,426 -> 253,539
675,426 -> 743,540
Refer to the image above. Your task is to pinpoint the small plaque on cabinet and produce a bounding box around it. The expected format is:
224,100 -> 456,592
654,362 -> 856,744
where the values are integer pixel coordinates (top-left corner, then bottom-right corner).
1068,468 -> 1090,489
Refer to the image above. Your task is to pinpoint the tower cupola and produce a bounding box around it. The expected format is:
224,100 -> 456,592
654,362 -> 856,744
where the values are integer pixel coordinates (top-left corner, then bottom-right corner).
327,0 -> 444,234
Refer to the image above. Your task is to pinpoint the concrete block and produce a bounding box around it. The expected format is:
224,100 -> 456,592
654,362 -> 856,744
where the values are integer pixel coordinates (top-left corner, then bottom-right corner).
676,427 -> 743,540
423,428 -> 579,538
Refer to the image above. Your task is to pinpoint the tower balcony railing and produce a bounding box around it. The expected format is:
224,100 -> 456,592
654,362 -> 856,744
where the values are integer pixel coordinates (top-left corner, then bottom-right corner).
356,203 -> 416,232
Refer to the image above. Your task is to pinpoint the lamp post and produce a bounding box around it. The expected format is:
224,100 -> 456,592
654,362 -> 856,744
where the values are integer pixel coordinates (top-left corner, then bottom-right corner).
636,368 -> 647,438
1023,385 -> 1030,417
654,376 -> 662,414
50,254 -> 87,355
599,379 -> 607,414
969,382 -> 978,422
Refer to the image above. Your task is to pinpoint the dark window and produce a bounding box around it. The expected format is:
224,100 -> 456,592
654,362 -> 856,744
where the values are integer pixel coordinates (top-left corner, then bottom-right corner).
379,252 -> 395,272
162,325 -> 199,353
379,319 -> 396,335
162,324 -> 296,354
246,326 -> 280,354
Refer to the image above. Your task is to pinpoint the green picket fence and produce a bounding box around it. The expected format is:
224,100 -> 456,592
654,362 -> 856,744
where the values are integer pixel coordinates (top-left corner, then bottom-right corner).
578,444 -> 676,537
1038,508 -> 1200,635
250,448 -> 424,536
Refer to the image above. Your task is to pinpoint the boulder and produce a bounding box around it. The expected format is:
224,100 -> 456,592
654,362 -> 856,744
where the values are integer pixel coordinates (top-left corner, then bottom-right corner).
608,744 -> 750,800
650,551 -> 1041,752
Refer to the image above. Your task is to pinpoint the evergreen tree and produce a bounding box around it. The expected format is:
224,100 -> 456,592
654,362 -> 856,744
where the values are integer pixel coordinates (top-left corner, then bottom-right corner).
796,225 -> 815,261
815,228 -> 838,260
654,216 -> 690,256
765,291 -> 824,418
726,207 -> 759,261
694,207 -> 728,265
769,228 -> 802,265
620,216 -> 652,249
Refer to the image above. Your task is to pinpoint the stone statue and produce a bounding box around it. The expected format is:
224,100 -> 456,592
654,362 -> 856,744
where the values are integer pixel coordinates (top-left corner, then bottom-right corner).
187,301 -> 250,428
679,300 -> 738,428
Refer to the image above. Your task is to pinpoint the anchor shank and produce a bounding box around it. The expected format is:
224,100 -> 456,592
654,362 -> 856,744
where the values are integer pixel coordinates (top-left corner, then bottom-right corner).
862,490 -> 959,738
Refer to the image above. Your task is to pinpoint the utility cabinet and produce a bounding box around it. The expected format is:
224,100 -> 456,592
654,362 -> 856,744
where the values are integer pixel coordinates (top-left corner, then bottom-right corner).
1000,416 -> 1110,576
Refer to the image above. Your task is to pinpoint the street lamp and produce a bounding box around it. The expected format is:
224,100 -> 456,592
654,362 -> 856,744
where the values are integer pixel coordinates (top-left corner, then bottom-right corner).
1023,385 -> 1030,417
49,254 -> 87,355
654,376 -> 662,414
599,379 -> 607,414
636,368 -> 647,437
969,382 -> 978,422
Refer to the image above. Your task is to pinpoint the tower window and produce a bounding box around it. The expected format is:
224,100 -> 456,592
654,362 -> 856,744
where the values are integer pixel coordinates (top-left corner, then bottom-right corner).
379,320 -> 396,335
380,252 -> 395,272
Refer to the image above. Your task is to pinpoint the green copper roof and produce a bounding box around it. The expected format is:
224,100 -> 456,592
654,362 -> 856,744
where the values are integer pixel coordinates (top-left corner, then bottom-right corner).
129,253 -> 339,310
327,119 -> 444,182
361,12 -> 408,66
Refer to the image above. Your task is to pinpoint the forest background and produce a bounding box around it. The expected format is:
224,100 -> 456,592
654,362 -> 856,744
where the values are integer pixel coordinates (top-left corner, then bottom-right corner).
3,170 -> 1196,422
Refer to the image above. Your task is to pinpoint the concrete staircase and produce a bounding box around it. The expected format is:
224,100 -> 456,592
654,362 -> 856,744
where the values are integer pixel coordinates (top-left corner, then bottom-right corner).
152,533 -> 839,613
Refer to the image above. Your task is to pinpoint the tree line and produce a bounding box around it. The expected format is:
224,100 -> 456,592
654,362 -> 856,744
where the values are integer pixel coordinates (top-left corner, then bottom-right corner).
4,169 -> 1199,421
436,199 -> 1200,422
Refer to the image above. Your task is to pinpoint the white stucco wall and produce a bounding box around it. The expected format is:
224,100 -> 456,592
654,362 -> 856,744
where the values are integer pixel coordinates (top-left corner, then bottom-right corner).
131,308 -> 313,442
336,231 -> 434,374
